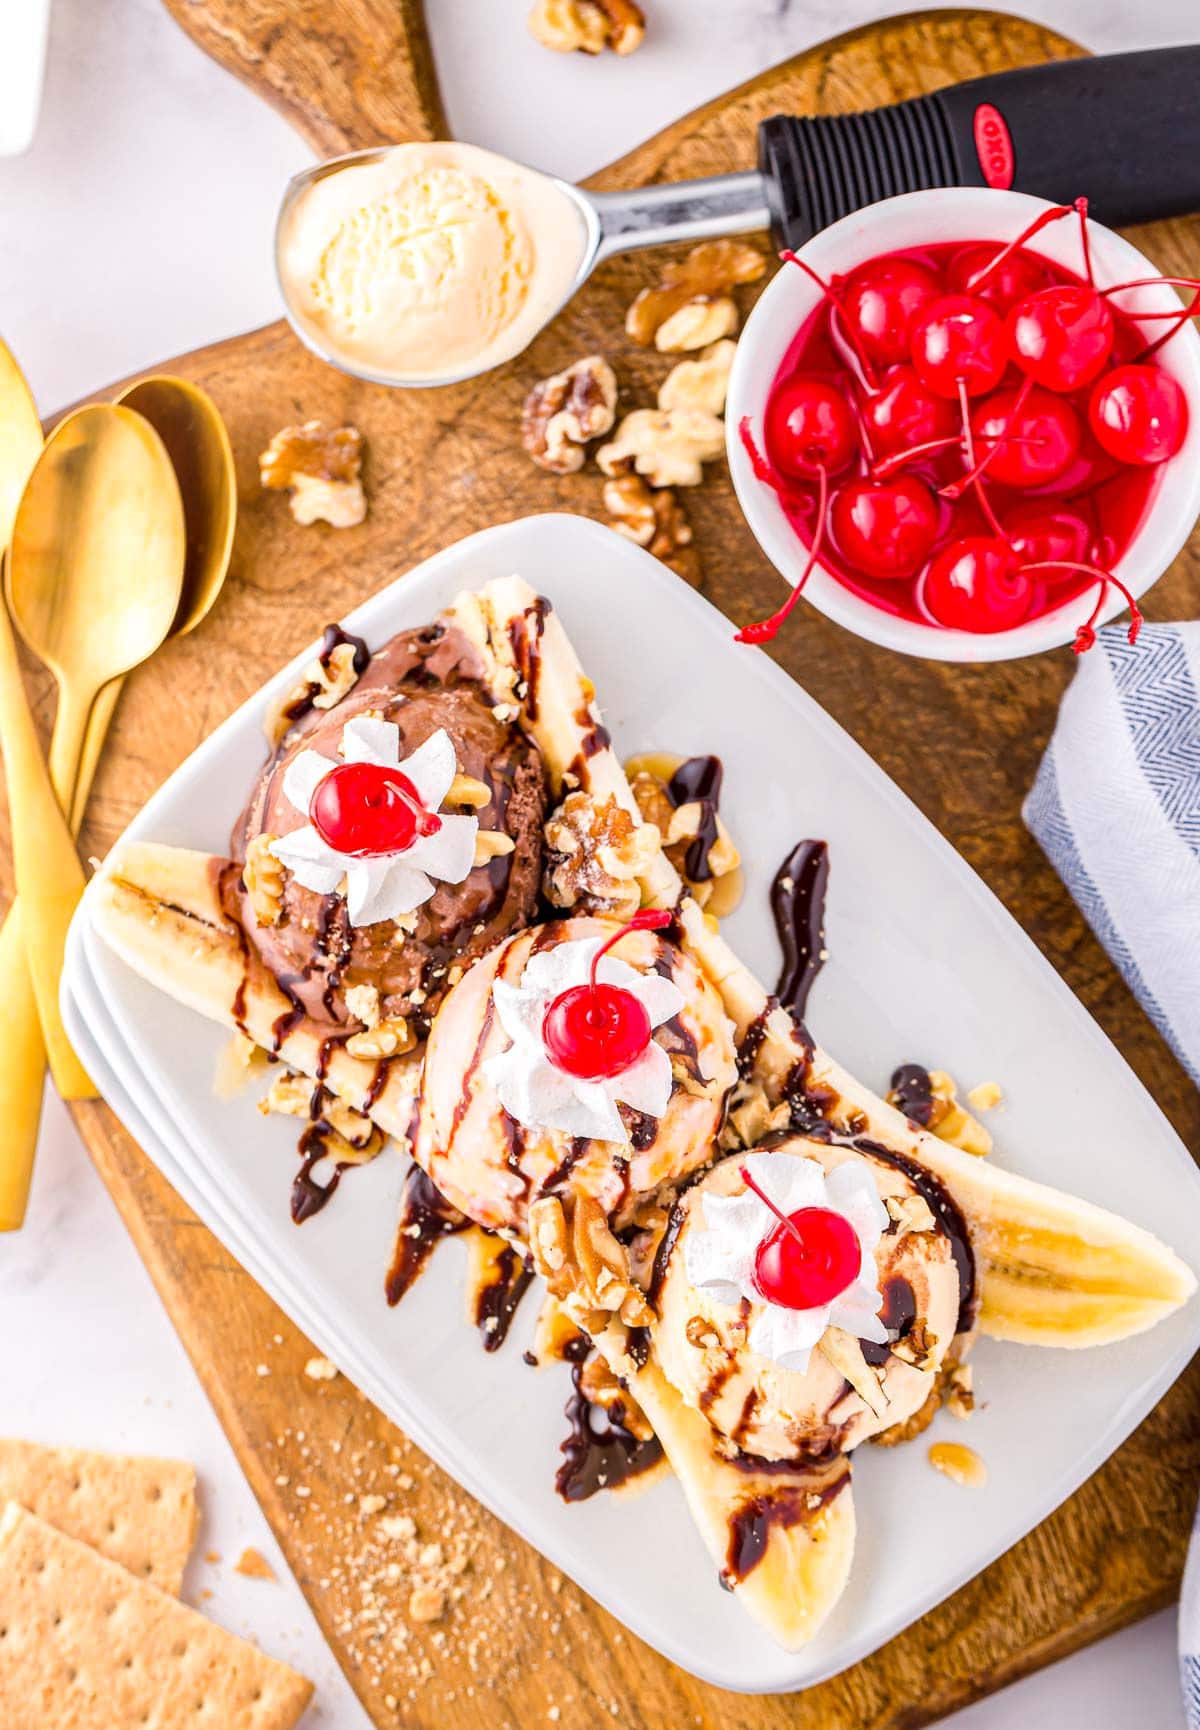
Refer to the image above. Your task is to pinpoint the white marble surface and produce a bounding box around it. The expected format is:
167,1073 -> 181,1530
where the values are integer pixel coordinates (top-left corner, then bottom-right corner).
1,1 -> 1196,1724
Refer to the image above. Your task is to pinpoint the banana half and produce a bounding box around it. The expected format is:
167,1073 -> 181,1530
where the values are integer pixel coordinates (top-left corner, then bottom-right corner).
87,574 -> 1197,1655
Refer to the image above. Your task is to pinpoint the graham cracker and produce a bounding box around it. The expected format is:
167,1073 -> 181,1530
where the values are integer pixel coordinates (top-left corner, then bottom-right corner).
0,1502 -> 313,1730
0,1439 -> 198,1594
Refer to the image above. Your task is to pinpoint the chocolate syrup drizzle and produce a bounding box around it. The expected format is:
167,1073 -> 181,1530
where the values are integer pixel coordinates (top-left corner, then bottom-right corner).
770,839 -> 829,1022
474,1243 -> 534,1354
555,1353 -> 663,1503
889,1062 -> 935,1127
665,755 -> 723,883
723,1462 -> 850,1584
281,624 -> 370,727
385,1166 -> 470,1305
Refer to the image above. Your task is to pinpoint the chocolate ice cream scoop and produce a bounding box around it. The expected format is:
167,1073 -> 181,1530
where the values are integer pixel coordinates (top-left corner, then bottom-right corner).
234,619 -> 548,1030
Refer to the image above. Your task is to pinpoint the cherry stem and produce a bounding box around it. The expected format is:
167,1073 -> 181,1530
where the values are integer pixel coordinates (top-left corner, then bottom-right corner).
940,375 -> 1035,500
960,201 -> 1072,294
739,1165 -> 809,1252
957,377 -> 1011,546
780,249 -> 878,388
735,461 -> 829,646
1021,559 -> 1144,653
588,909 -> 672,997
871,434 -> 962,479
1074,197 -> 1095,288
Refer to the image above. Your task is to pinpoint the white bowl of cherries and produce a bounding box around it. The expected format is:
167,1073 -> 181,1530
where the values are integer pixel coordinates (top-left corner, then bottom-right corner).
726,187 -> 1200,661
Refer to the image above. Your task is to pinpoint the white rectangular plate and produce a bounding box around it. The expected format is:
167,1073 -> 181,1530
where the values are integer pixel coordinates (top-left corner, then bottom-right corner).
67,512 -> 1200,1694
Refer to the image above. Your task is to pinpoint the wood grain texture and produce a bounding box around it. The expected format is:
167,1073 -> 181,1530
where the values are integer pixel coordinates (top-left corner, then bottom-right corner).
8,7 -> 1195,1727
160,0 -> 445,151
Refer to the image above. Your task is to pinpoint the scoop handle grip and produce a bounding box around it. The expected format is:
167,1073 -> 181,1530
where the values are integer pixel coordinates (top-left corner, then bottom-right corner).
759,47 -> 1200,250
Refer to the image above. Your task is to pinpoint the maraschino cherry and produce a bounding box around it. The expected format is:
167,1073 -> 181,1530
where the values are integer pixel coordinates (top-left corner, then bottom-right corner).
860,364 -> 957,458
1007,284 -> 1114,392
947,243 -> 1053,313
1088,363 -> 1188,465
909,295 -> 1008,398
1006,502 -> 1092,568
740,1166 -> 861,1311
830,476 -> 939,580
839,256 -> 941,369
967,384 -> 1082,488
541,911 -> 672,1082
310,761 -> 442,858
923,537 -> 1034,633
765,373 -> 858,478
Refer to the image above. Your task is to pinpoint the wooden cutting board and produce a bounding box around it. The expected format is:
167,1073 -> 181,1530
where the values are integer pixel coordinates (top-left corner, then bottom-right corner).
11,5 -> 1199,1725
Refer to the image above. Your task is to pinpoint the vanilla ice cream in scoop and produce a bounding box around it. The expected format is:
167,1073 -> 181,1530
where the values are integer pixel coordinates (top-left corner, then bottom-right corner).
276,141 -> 589,386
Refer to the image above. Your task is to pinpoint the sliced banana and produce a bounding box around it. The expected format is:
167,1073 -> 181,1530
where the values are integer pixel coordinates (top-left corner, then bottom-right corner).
591,1322 -> 855,1650
91,842 -> 417,1140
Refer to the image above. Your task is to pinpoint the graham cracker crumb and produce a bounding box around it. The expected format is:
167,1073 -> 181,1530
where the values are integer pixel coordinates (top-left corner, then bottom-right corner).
235,1545 -> 277,1581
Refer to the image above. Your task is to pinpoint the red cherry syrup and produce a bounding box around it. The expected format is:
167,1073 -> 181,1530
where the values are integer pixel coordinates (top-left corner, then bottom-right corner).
752,233 -> 1166,634
541,911 -> 672,1083
740,1165 -> 861,1311
310,760 -> 442,857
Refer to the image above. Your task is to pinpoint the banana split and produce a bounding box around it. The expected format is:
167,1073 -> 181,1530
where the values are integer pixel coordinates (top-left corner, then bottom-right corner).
91,572 -> 1197,1651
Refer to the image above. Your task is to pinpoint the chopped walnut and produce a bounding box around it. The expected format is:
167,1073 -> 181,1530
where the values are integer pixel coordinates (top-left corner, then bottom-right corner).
447,772 -> 491,810
884,1192 -> 937,1239
343,982 -> 381,1029
259,420 -> 366,527
473,829 -> 516,866
529,1194 -> 654,1332
259,1071 -> 385,1163
944,1362 -> 975,1419
527,0 -> 644,54
522,356 -> 618,474
265,638 -> 364,745
602,474 -> 700,586
967,1080 -> 1003,1112
627,760 -> 741,903
243,833 -> 286,927
345,1016 -> 414,1061
596,408 -> 724,489
719,1078 -> 791,1151
685,1315 -> 720,1351
658,339 -> 736,416
626,239 -> 766,348
543,791 -> 660,918
654,298 -> 738,354
577,1351 -> 654,1441
892,1321 -> 938,1373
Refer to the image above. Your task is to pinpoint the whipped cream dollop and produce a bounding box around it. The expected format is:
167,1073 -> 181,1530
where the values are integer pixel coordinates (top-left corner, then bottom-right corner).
684,1151 -> 890,1372
483,934 -> 684,1142
269,718 -> 478,926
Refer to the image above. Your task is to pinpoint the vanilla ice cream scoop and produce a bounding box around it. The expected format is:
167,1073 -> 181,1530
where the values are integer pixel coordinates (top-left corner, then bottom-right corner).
277,141 -> 590,386
652,1139 -> 970,1462
411,916 -> 737,1236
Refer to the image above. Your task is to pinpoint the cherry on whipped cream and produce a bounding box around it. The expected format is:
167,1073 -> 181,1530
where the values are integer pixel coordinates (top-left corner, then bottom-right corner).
740,1164 -> 861,1311
541,910 -> 672,1082
309,759 -> 442,857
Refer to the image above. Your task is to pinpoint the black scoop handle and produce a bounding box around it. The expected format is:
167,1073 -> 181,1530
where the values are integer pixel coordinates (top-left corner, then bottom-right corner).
759,48 -> 1200,250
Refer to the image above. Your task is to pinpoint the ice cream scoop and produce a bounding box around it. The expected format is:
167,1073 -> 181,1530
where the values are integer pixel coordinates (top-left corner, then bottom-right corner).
411,915 -> 737,1236
276,50 -> 1200,388
652,1139 -> 966,1462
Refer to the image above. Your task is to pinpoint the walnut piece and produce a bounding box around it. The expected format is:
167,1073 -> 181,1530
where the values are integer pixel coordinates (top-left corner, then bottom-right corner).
259,420 -> 366,528
626,239 -> 766,348
596,408 -> 724,489
603,474 -> 700,587
628,759 -> 741,901
259,1071 -> 385,1164
529,1194 -> 655,1332
243,833 -> 285,927
658,339 -> 736,416
343,982 -> 381,1030
345,1016 -> 414,1061
522,355 -> 618,473
654,298 -> 738,354
473,829 -> 516,866
265,638 -> 364,746
528,0 -> 644,54
543,790 -> 660,918
884,1192 -> 936,1239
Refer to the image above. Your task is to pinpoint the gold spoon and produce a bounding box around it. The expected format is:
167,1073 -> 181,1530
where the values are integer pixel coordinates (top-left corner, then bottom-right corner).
67,376 -> 237,828
0,338 -> 79,1223
0,401 -> 185,1226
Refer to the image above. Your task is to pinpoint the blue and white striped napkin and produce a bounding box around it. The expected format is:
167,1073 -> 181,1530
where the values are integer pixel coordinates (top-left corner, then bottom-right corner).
1023,620 -> 1200,1721
1024,621 -> 1200,1089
